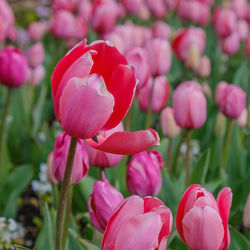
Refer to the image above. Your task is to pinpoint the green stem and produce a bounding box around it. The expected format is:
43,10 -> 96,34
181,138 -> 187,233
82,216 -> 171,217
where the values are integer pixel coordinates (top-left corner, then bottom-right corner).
223,120 -> 234,169
125,108 -> 132,131
166,139 -> 172,171
62,186 -> 73,250
53,185 -> 59,209
55,137 -> 77,250
185,131 -> 191,187
0,88 -> 11,173
145,79 -> 155,129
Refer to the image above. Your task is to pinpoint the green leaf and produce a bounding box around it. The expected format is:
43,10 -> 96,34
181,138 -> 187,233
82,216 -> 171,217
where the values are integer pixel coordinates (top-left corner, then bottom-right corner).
14,245 -> 30,250
228,226 -> 250,250
66,230 -> 86,250
36,204 -> 54,250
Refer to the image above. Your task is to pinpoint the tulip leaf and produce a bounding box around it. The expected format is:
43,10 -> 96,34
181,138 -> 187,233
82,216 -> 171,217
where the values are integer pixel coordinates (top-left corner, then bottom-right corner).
228,226 -> 250,250
66,229 -> 86,250
14,246 -> 30,250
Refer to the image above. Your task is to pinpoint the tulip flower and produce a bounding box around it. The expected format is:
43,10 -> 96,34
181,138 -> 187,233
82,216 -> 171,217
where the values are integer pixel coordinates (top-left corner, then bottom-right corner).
46,152 -> 58,185
220,32 -> 240,55
28,21 -> 49,41
196,55 -> 211,78
84,123 -> 123,168
237,20 -> 248,41
51,39 -> 159,155
88,172 -> 124,232
215,81 -> 246,119
52,132 -> 89,185
126,150 -> 163,197
176,184 -> 232,250
173,81 -> 207,129
144,0 -> 167,18
28,42 -> 45,68
136,76 -> 170,113
237,108 -> 248,128
28,65 -> 45,86
77,0 -> 92,22
121,0 -> 144,14
152,21 -> 171,40
243,194 -> 250,228
102,195 -> 173,250
230,0 -> 247,19
0,46 -> 29,88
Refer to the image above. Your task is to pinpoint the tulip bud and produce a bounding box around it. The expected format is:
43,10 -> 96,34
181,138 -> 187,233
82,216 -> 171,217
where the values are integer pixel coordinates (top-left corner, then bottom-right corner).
28,21 -> 49,41
136,76 -> 170,113
47,152 -> 58,185
127,150 -> 163,197
152,21 -> 171,40
185,44 -> 201,71
28,43 -> 45,68
145,0 -> 167,18
237,108 -> 248,128
29,65 -> 45,86
88,172 -> 124,232
197,56 -> 211,78
215,112 -> 227,136
0,46 -> 29,88
215,81 -> 246,119
160,107 -> 180,139
243,194 -> 250,228
237,20 -> 248,41
173,81 -> 207,129
220,32 -> 240,55
52,132 -> 89,185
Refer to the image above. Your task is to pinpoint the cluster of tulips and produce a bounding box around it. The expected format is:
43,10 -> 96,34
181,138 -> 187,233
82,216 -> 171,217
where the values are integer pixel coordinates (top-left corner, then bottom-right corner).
0,0 -> 250,249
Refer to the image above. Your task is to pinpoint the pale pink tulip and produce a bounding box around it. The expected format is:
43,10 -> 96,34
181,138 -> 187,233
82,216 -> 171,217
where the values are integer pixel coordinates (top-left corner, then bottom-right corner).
237,108 -> 248,128
152,21 -> 171,40
28,42 -> 45,68
28,21 -> 49,41
197,55 -> 211,78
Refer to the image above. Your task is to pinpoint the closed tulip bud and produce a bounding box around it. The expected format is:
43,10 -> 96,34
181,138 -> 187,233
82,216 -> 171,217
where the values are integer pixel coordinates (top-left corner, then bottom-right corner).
85,123 -> 124,168
102,196 -> 173,250
88,172 -> 124,232
125,47 -> 150,89
46,152 -> 58,185
237,108 -> 248,128
136,76 -> 170,113
246,36 -> 250,58
127,150 -> 163,197
185,44 -> 201,71
243,194 -> 250,228
145,38 -> 172,76
173,81 -> 207,129
28,42 -> 45,68
197,55 -> 211,78
215,112 -> 227,136
161,107 -> 180,139
28,65 -> 45,86
152,21 -> 171,40
28,21 -> 49,41
52,132 -> 89,185
176,185 -> 232,250
221,32 -> 240,55
215,81 -> 246,119
0,46 -> 29,88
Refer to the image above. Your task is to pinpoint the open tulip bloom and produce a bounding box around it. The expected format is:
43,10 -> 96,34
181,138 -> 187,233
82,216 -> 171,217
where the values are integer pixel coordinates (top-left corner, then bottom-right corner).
51,39 -> 159,155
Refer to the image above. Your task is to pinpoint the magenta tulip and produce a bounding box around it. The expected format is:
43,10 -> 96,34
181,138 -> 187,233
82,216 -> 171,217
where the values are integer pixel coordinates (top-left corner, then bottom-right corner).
88,172 -> 124,232
102,196 -> 173,250
176,185 -> 232,250
173,81 -> 207,129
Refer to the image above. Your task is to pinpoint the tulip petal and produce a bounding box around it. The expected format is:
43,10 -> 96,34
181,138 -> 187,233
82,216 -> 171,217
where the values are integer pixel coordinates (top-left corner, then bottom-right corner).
217,187 -> 232,249
87,129 -> 160,155
103,64 -> 137,130
114,213 -> 162,250
182,206 -> 224,250
60,74 -> 115,139
143,197 -> 165,213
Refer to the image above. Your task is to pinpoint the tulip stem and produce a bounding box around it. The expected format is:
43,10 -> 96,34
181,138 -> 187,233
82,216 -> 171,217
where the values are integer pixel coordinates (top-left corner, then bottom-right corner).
185,131 -> 191,187
0,88 -> 11,173
125,108 -> 132,131
145,79 -> 155,129
166,139 -> 172,171
223,120 -> 234,169
55,137 -> 77,250
62,186 -> 73,250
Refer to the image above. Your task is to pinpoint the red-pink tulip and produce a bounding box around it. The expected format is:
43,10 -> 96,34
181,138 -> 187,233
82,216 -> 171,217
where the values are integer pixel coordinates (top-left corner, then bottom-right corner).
102,196 -> 173,250
136,76 -> 170,113
51,40 -> 159,154
152,21 -> 171,40
215,81 -> 246,119
88,172 -> 124,232
172,27 -> 206,61
173,81 -> 207,129
52,132 -> 89,185
176,185 -> 232,250
243,194 -> 250,228
28,21 -> 49,41
0,46 -> 29,88
145,38 -> 172,76
85,123 -> 123,168
28,42 -> 45,68
220,32 -> 240,55
127,150 -> 163,197
125,47 -> 150,88
246,35 -> 250,57
196,55 -> 211,78
161,107 -> 180,139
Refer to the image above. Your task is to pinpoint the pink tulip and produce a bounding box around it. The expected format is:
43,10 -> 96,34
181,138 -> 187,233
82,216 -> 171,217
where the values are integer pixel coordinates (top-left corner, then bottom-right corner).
28,65 -> 45,86
243,194 -> 250,228
237,108 -> 248,128
237,20 -> 249,41
145,0 -> 167,18
85,123 -> 123,168
246,35 -> 250,57
176,185 -> 232,250
121,0 -> 144,14
28,42 -> 45,68
172,27 -> 206,61
215,81 -> 246,119
0,46 -> 29,88
164,0 -> 178,10
173,81 -> 207,129
28,21 -> 49,41
73,16 -> 88,40
196,55 -> 211,78
52,0 -> 77,12
127,150 -> 163,197
125,47 -> 150,89
77,0 -> 92,22
161,107 -> 180,139
152,21 -> 171,40
88,172 -> 124,232
102,195 -> 173,250
145,38 -> 172,76
46,152 -> 58,185
51,40 -> 159,154
52,132 -> 89,185
213,8 -> 237,38
220,32 -> 240,55
136,76 -> 170,113
230,0 -> 247,19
